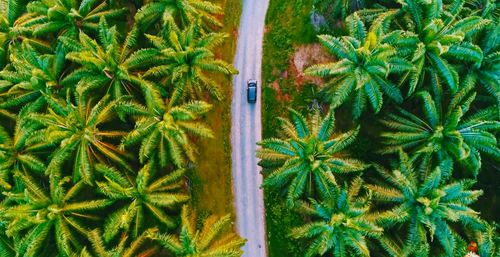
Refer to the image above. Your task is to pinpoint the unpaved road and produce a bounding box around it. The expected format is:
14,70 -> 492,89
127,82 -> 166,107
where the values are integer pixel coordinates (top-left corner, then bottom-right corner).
230,0 -> 269,256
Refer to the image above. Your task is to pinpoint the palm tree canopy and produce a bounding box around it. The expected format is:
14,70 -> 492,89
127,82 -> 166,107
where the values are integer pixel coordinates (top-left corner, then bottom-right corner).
135,0 -> 223,29
380,83 -> 500,176
118,98 -> 213,168
144,19 -> 237,104
257,109 -> 367,207
147,205 -> 245,257
367,151 -> 484,256
28,95 -> 131,184
291,178 -> 383,257
96,162 -> 189,242
1,172 -> 112,256
305,13 -> 411,118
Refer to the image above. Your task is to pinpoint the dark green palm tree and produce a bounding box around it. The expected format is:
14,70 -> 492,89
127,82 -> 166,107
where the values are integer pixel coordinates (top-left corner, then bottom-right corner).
147,205 -> 245,257
28,95 -> 131,184
1,172 -> 112,257
0,43 -> 69,113
0,120 -> 48,190
135,0 -> 223,29
76,228 -> 159,257
291,178 -> 383,257
60,18 -> 161,110
368,151 -> 484,256
144,20 -> 237,104
305,13 -> 410,119
24,0 -> 126,38
118,99 -> 213,168
95,162 -> 189,242
392,0 -> 490,95
257,109 -> 367,207
380,84 -> 500,176
0,0 -> 51,68
463,22 -> 500,115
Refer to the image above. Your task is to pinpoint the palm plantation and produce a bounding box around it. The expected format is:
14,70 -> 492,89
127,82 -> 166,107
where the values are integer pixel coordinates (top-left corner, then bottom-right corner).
260,0 -> 500,256
0,0 -> 499,255
0,0 -> 240,256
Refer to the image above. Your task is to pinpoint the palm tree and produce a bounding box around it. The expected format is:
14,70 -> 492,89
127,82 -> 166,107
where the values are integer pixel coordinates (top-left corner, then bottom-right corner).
463,22 -> 500,115
0,0 -> 51,68
390,0 -> 490,95
305,13 -> 410,119
76,228 -> 159,257
117,99 -> 213,168
0,43 -> 69,113
28,95 -> 131,184
367,151 -> 484,256
147,205 -> 245,257
380,84 -> 500,176
95,162 -> 189,242
24,0 -> 127,38
135,0 -> 223,29
1,172 -> 112,257
290,178 -> 383,257
257,109 -> 367,207
60,18 -> 162,110
144,19 -> 237,104
0,120 -> 48,190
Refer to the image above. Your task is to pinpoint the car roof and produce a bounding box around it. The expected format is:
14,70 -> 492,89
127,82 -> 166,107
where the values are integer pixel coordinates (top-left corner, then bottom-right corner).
248,85 -> 256,99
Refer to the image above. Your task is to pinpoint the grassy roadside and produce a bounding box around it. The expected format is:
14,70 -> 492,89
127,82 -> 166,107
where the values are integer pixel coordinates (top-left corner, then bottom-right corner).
188,0 -> 242,219
261,0 -> 317,256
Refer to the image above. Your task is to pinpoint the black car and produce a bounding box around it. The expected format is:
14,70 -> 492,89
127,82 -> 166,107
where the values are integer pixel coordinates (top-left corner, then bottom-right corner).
247,79 -> 257,103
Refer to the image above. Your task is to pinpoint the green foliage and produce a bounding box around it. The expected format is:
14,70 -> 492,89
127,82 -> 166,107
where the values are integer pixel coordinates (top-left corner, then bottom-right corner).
148,205 -> 246,257
0,0 -> 241,256
305,13 -> 411,118
60,18 -> 162,108
262,0 -> 500,256
368,151 -> 484,256
291,178 -> 382,257
0,43 -> 68,113
28,95 -> 131,184
76,228 -> 159,257
2,172 -> 112,256
135,0 -> 223,30
119,99 -> 213,168
96,162 -> 188,241
380,85 -> 500,176
25,0 -> 127,38
144,19 -> 237,104
257,109 -> 367,207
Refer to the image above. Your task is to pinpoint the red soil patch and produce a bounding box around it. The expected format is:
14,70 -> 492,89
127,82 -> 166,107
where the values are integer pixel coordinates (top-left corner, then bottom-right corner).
291,43 -> 334,87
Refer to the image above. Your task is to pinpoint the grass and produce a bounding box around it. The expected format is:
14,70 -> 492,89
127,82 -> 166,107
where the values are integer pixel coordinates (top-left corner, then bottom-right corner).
188,0 -> 242,219
261,0 -> 318,256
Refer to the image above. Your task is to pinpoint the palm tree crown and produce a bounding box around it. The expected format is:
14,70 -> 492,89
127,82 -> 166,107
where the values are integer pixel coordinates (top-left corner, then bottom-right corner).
257,109 -> 367,207
305,13 -> 410,118
1,172 -> 112,256
145,20 -> 237,104
291,178 -> 383,257
96,162 -> 189,242
368,151 -> 484,256
147,205 -> 245,257
380,84 -> 500,176
118,99 -> 213,168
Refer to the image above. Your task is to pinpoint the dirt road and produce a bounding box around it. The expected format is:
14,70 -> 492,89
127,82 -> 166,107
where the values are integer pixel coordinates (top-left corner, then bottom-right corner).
230,0 -> 269,256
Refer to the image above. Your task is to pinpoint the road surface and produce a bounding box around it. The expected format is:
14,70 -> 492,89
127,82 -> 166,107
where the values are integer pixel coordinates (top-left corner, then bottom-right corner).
230,0 -> 269,256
